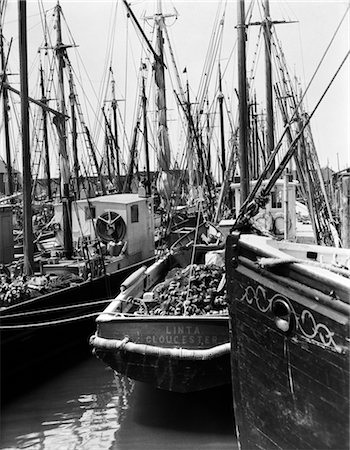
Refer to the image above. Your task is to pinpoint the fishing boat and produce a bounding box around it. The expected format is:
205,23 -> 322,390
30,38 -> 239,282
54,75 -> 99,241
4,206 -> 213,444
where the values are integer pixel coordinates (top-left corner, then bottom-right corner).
90,221 -> 231,393
0,192 -> 156,394
0,2 -> 157,401
226,232 -> 350,449
225,1 -> 350,449
89,0 -> 235,393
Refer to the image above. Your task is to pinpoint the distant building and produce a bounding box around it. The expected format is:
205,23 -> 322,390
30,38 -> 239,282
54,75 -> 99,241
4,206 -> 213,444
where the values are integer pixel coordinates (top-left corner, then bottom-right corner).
0,158 -> 20,195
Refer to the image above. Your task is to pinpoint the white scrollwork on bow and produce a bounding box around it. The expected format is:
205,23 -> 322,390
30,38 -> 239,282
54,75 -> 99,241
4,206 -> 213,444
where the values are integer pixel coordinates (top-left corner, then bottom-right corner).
298,310 -> 342,353
240,285 -> 342,353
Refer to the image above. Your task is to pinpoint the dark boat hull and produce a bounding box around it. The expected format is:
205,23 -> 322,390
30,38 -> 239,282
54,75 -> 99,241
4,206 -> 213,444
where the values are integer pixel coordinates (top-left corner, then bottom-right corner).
225,234 -> 350,450
91,316 -> 230,393
0,257 -> 155,402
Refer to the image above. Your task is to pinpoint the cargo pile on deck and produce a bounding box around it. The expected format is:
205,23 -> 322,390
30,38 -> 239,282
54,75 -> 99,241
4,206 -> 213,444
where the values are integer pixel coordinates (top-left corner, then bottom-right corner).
145,264 -> 227,316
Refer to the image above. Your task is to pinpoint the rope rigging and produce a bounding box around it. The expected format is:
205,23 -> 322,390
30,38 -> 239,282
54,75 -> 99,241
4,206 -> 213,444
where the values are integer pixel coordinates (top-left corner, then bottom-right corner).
233,48 -> 350,232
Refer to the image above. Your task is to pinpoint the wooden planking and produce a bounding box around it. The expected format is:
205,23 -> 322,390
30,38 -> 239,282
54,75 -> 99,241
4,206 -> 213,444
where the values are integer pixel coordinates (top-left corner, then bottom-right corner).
227,257 -> 350,450
236,342 -> 348,449
231,327 -> 349,449
236,306 -> 349,399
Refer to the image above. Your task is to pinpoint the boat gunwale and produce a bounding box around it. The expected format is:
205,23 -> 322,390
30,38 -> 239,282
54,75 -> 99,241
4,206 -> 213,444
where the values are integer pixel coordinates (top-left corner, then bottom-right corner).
236,258 -> 349,322
236,234 -> 350,302
96,312 -> 229,323
0,256 -> 156,314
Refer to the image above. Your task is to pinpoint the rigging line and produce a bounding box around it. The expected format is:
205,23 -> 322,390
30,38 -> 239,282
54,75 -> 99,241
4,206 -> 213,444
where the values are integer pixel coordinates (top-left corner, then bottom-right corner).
240,49 -> 350,221
201,17 -> 225,111
263,49 -> 350,197
0,0 -> 7,26
103,3 -> 119,91
247,26 -> 263,97
289,3 -> 349,116
38,0 -> 50,48
59,7 -> 77,47
223,96 -> 235,136
1,298 -> 113,319
163,24 -> 185,103
70,53 -> 95,133
185,201 -> 203,304
240,15 -> 350,212
123,13 -> 130,159
0,312 -> 102,329
70,62 -> 104,144
198,11 -> 225,112
93,3 -> 119,140
196,3 -> 223,109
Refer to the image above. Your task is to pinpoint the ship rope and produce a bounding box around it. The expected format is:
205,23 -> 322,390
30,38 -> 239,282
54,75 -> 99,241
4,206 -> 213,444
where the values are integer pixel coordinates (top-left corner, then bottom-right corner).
233,48 -> 350,230
234,6 -> 350,229
185,200 -> 203,304
0,312 -> 101,329
0,297 -> 113,319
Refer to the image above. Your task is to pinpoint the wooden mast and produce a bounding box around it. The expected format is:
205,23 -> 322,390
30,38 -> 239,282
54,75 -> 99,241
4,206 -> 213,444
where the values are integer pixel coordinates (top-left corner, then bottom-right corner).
206,99 -> 211,176
237,0 -> 250,204
18,0 -> 34,275
185,78 -> 196,202
0,28 -> 14,196
142,75 -> 151,196
263,0 -> 275,175
39,62 -> 52,200
218,63 -> 226,182
155,0 -> 171,172
55,1 -> 73,258
111,74 -> 121,190
68,65 -> 80,199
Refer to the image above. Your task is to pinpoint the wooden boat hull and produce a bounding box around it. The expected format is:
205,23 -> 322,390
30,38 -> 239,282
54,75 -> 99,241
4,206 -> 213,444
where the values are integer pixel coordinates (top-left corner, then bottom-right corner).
0,257 -> 155,402
91,231 -> 230,393
91,316 -> 230,393
225,233 -> 350,450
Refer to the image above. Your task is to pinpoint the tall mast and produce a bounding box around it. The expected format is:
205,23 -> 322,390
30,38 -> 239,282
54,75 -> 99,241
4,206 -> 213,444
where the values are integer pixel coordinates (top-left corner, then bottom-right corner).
263,0 -> 274,175
142,76 -> 151,196
111,73 -> 121,190
206,99 -> 211,176
121,0 -> 173,206
18,0 -> 34,274
39,62 -> 52,200
84,125 -> 106,195
55,1 -> 73,258
237,0 -> 250,203
103,115 -> 112,184
186,78 -> 196,200
68,64 -> 79,199
123,108 -> 141,193
0,28 -> 14,196
155,0 -> 171,171
218,63 -> 226,182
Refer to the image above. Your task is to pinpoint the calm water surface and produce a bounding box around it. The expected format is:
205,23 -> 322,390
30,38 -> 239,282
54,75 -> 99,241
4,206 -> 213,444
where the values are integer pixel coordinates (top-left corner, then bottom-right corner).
0,356 -> 236,449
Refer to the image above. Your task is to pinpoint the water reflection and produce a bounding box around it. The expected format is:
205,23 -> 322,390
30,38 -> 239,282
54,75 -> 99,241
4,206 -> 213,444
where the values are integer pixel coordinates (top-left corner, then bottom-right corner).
1,359 -> 134,450
116,382 -> 235,449
0,357 -> 235,449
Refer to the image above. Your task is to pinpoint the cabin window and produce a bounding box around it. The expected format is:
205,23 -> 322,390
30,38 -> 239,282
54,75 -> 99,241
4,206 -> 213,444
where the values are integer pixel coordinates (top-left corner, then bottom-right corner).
85,206 -> 96,220
131,205 -> 139,223
271,190 -> 282,209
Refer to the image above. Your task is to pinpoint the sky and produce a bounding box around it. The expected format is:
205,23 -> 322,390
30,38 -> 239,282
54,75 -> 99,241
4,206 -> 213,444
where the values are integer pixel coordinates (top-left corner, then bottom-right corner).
1,0 -> 349,174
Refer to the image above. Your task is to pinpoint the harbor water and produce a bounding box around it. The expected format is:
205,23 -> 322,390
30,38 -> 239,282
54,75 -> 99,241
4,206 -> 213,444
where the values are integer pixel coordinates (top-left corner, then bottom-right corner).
0,356 -> 236,449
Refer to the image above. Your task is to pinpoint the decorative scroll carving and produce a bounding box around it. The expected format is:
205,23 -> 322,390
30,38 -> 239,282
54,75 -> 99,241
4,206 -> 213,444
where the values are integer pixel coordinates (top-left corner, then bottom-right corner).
239,285 -> 342,353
